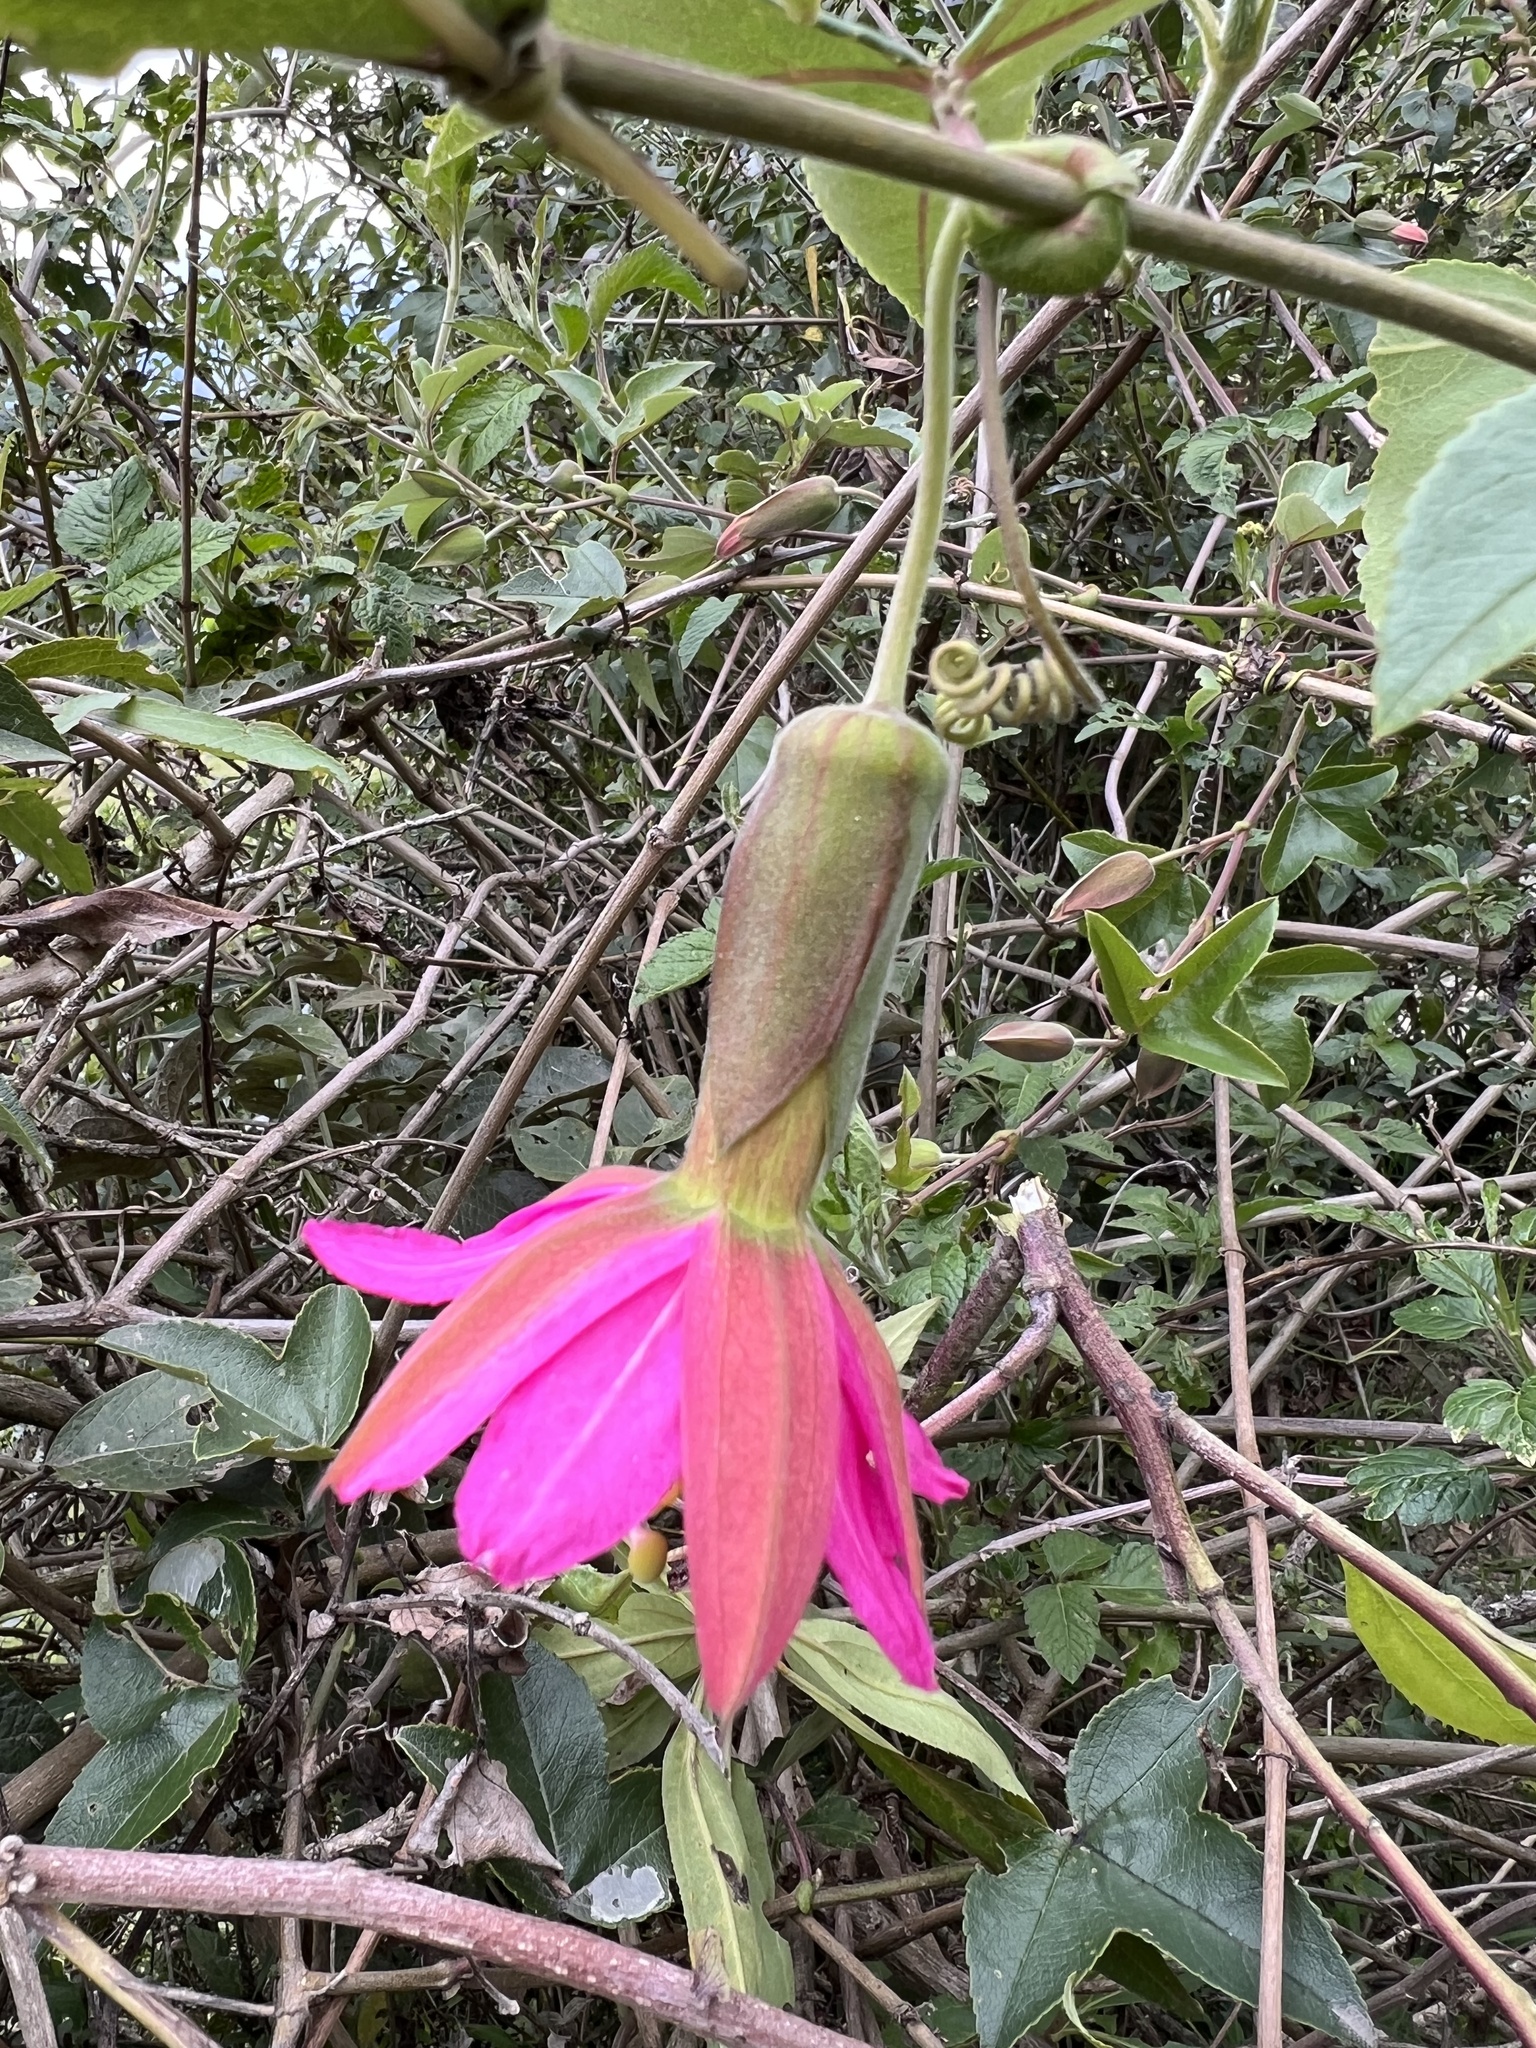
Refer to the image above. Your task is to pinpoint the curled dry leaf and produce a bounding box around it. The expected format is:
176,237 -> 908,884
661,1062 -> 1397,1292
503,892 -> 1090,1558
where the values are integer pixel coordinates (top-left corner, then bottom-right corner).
387,1561 -> 529,1669
1055,851 -> 1157,920
982,1020 -> 1076,1064
441,1754 -> 565,1876
0,886 -> 252,948
1134,1048 -> 1187,1099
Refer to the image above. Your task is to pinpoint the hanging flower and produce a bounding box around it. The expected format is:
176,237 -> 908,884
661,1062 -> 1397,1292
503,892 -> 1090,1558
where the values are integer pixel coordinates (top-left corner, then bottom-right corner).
309,704 -> 965,1715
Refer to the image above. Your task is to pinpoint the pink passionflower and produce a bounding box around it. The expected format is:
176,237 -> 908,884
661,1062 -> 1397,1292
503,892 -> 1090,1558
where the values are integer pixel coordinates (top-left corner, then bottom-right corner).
309,704 -> 965,1715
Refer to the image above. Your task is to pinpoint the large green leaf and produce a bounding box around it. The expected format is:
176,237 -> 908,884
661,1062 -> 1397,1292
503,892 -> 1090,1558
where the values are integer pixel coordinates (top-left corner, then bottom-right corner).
0,0 -> 456,70
50,1369 -> 252,1492
0,1670 -> 60,1775
662,1722 -> 792,2004
1373,383 -> 1536,735
101,1284 -> 370,1460
784,1616 -> 1026,1796
107,518 -> 233,608
102,694 -> 346,785
482,1642 -> 614,1889
1344,1562 -> 1536,1746
965,1671 -> 1372,2048
0,783 -> 91,892
0,667 -> 71,765
1361,258 -> 1536,623
47,1685 -> 239,1849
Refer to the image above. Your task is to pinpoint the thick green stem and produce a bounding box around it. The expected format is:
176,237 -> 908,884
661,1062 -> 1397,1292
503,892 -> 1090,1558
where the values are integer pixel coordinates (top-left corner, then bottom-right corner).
556,39 -> 1536,377
864,206 -> 969,713
1151,0 -> 1278,206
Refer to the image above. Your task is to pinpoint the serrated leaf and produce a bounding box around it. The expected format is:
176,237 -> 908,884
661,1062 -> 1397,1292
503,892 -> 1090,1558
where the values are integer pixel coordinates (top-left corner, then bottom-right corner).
1024,1579 -> 1100,1682
7,637 -> 170,686
1353,1448 -> 1496,1529
588,244 -> 709,334
107,518 -> 234,609
965,1670 -> 1371,2048
631,924 -> 717,1010
55,459 -> 151,561
439,371 -> 538,475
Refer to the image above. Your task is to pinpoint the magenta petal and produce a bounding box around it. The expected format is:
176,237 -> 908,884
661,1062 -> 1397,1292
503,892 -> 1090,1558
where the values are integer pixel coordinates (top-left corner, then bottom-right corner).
305,1169 -> 654,1305
827,1342 -> 937,1690
903,1414 -> 968,1503
456,1288 -> 683,1585
328,1219 -> 699,1497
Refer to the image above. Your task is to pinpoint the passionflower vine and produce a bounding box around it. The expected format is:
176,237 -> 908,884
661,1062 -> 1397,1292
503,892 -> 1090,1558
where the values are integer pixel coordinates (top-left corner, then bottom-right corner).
308,704 -> 967,1715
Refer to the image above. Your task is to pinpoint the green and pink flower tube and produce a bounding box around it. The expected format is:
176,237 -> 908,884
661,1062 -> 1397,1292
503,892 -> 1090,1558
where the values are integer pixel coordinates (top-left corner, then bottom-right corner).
308,212 -> 979,1719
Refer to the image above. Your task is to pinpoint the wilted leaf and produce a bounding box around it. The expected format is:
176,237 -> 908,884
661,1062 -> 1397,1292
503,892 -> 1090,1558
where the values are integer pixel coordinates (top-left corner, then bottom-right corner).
0,886 -> 251,946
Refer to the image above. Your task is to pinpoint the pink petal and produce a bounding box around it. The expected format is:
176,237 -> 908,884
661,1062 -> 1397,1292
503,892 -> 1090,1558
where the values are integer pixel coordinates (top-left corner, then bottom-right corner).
305,1167 -> 656,1305
681,1221 -> 840,1716
818,1250 -> 937,1688
456,1288 -> 683,1586
327,1192 -> 698,1499
904,1414 -> 969,1503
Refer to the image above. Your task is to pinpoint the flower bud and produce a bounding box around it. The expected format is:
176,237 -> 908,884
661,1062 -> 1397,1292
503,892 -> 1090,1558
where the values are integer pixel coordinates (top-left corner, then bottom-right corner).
715,476 -> 841,561
685,706 -> 950,1199
627,1526 -> 670,1584
1134,1048 -> 1187,1099
982,1019 -> 1076,1064
1055,850 -> 1156,919
967,137 -> 1137,298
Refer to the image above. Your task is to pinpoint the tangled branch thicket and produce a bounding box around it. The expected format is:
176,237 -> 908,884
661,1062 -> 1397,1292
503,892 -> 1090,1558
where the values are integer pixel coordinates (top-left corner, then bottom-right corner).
6,2 -> 1536,2043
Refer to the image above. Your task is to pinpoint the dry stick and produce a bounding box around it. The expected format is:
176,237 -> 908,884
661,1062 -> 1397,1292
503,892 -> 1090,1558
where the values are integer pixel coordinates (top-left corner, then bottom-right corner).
10,1845 -> 864,2048
0,1904 -> 57,2048
920,1289 -> 1058,1437
104,875 -> 505,1309
794,1915 -> 946,2048
22,1902 -> 220,2048
1010,1181 -> 1536,2047
1213,1078 -> 1286,2048
179,60 -> 209,690
907,1224 -> 1028,1415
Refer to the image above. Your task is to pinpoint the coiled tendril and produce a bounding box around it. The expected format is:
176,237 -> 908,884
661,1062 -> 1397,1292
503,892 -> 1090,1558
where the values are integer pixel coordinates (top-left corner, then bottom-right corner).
929,638 -> 1077,746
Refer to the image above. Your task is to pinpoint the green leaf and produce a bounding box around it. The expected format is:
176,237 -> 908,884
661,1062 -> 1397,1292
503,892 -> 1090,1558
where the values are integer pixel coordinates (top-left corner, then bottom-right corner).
1254,90 -> 1326,150
396,1722 -> 476,1789
784,1616 -> 1025,1797
1023,1580 -> 1100,1683
0,1073 -> 49,1170
482,1642 -> 613,1889
631,924 -> 717,1010
0,1240 -> 41,1313
143,1535 -> 257,1662
46,1685 -> 239,1849
0,785 -> 92,892
662,1723 -> 793,2002
7,637 -> 169,686
588,244 -> 709,334
103,694 -> 346,785
49,1369 -> 251,1493
0,667 -> 70,764
678,594 -> 741,669
965,1670 -> 1371,2048
875,1296 -> 940,1369
1362,260 -> 1536,624
1344,1562 -> 1536,1745
1373,383 -> 1536,735
1273,460 -> 1367,543
81,1621 -> 183,1741
439,371 -> 538,474
55,459 -> 151,561
569,1767 -> 673,1927
0,1670 -> 61,1774
1084,911 -> 1156,1032
1165,898 -> 1278,1010
0,0 -> 443,69
102,1283 -> 370,1460
1140,1004 -> 1287,1089
843,1719 -> 1040,1872
107,519 -> 234,609
1445,1377 -> 1536,1461
1352,1448 -> 1496,1529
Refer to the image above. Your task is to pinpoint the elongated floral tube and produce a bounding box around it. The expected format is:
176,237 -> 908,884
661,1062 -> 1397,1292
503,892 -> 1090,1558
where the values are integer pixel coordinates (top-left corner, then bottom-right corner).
309,702 -> 961,1717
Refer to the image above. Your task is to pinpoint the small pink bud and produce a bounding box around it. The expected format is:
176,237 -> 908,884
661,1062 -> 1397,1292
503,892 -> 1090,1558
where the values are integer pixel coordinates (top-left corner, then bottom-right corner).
1055,850 -> 1156,919
1389,220 -> 1429,248
982,1019 -> 1076,1064
715,476 -> 841,561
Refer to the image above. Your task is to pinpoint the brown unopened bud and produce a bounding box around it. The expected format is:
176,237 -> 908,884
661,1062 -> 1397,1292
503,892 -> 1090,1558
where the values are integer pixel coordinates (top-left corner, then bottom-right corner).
627,1526 -> 670,1584
1134,1049 -> 1187,1099
715,476 -> 841,561
1055,850 -> 1156,919
982,1020 -> 1076,1064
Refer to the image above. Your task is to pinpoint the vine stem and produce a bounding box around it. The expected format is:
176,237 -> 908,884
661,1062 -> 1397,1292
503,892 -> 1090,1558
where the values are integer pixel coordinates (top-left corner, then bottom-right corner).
1148,0 -> 1278,207
1,1846 -> 863,2048
1010,1179 -> 1536,2048
863,204 -> 970,713
973,276 -> 1099,709
555,39 -> 1536,376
